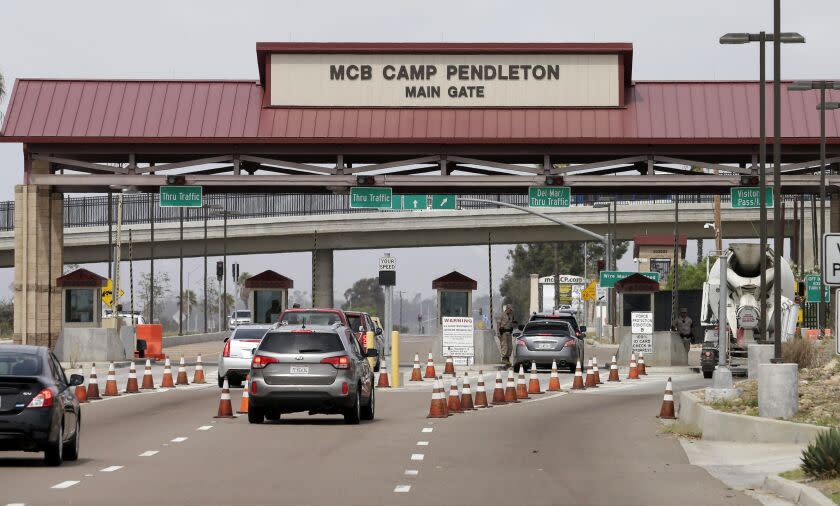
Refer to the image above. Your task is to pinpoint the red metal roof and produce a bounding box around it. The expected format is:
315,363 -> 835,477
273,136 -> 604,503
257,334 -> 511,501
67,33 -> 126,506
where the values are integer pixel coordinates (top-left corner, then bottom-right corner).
432,271 -> 478,291
615,273 -> 660,293
55,268 -> 108,288
3,79 -> 840,144
243,270 -> 294,289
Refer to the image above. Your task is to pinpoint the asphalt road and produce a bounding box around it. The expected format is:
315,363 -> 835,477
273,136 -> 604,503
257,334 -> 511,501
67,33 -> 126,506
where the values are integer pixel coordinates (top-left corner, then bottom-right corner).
0,365 -> 760,506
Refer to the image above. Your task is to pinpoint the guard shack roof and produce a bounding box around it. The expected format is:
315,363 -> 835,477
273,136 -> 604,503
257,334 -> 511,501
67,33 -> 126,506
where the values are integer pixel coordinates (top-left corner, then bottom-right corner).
243,270 -> 294,289
55,268 -> 108,288
432,271 -> 478,291
633,234 -> 688,259
614,273 -> 661,294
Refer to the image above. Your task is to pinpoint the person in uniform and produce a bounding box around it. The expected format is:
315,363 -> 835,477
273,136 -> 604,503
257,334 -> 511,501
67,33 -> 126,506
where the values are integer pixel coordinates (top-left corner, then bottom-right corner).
675,308 -> 694,351
497,304 -> 516,367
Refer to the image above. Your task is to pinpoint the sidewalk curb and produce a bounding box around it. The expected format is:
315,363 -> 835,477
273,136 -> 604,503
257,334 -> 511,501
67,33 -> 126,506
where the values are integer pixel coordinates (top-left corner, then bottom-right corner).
678,390 -> 828,444
762,475 -> 835,506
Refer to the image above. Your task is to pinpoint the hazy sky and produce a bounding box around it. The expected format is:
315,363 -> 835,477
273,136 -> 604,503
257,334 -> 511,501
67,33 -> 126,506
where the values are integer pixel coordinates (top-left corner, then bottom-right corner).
0,0 -> 837,306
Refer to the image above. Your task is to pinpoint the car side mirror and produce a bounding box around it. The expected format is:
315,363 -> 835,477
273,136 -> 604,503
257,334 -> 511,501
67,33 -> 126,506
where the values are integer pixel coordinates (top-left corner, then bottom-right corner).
375,327 -> 383,336
517,324 -> 524,331
224,336 -> 230,343
580,326 -> 587,333
252,348 -> 258,355
69,374 -> 84,387
366,348 -> 379,358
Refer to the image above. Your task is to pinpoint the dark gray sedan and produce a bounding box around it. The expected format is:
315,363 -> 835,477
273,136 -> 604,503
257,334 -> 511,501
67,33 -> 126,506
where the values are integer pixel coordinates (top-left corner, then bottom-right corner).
511,321 -> 584,373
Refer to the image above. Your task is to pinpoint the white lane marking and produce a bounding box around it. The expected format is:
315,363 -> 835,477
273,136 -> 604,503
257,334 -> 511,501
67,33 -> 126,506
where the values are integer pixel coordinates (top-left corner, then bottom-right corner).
421,427 -> 433,433
171,437 -> 188,443
410,453 -> 424,461
394,485 -> 411,493
51,481 -> 79,489
416,441 -> 429,446
100,465 -> 123,473
7,503 -> 26,506
138,450 -> 159,457
197,425 -> 213,431
404,469 -> 419,476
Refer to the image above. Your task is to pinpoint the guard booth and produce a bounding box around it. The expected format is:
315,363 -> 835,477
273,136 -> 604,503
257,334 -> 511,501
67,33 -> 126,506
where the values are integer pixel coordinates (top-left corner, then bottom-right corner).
615,273 -> 687,366
431,271 -> 500,365
433,271 -> 476,322
244,270 -> 294,324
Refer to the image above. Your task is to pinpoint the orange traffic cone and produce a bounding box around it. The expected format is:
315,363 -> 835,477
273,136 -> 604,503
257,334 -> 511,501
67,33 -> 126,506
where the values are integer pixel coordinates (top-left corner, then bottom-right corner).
193,354 -> 206,384
639,352 -> 647,375
658,377 -> 676,419
628,353 -> 640,380
176,356 -> 189,385
86,363 -> 101,400
444,356 -> 455,376
593,357 -> 602,384
427,378 -> 448,418
474,371 -> 489,408
447,379 -> 462,413
125,361 -> 139,393
215,378 -> 235,418
424,353 -> 436,379
515,366 -> 529,400
528,362 -> 543,394
492,371 -> 507,405
504,369 -> 519,402
103,362 -> 120,397
377,365 -> 391,388
461,373 -> 475,410
237,375 -> 250,414
410,354 -> 423,382
161,357 -> 175,388
547,360 -> 562,392
584,359 -> 596,388
571,360 -> 585,390
74,383 -> 88,403
608,355 -> 620,382
141,359 -> 155,390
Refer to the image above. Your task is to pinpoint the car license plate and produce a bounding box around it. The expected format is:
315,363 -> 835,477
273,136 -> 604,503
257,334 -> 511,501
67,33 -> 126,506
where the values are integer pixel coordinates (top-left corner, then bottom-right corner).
290,366 -> 309,375
537,343 -> 554,350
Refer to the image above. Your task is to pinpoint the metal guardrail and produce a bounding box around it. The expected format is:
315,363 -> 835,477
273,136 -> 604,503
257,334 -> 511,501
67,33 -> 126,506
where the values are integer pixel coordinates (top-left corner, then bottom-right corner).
0,192 -> 814,232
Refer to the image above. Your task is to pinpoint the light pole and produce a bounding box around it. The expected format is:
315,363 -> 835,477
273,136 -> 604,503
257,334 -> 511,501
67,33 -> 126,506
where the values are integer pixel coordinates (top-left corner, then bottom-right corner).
594,201 -> 616,342
789,81 -> 840,334
720,31 -> 805,344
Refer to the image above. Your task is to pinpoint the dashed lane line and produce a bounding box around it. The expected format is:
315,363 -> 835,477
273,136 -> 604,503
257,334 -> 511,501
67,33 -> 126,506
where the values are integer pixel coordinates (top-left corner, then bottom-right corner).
171,437 -> 188,443
100,466 -> 123,473
421,427 -> 433,433
416,441 -> 429,446
197,425 -> 213,431
394,485 -> 412,493
7,503 -> 26,506
50,481 -> 80,489
138,450 -> 159,457
410,453 -> 424,461
404,470 -> 419,476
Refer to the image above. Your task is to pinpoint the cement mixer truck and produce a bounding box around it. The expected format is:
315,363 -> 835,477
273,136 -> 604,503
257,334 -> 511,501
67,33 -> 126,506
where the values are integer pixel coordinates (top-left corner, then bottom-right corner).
699,243 -> 799,378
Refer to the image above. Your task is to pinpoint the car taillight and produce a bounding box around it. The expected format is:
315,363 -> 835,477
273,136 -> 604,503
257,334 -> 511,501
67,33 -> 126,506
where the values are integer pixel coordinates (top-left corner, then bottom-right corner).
251,355 -> 279,369
27,388 -> 54,408
251,381 -> 258,395
704,351 -> 713,357
222,340 -> 231,358
575,331 -> 581,337
516,339 -> 526,347
563,339 -> 576,348
321,355 -> 350,369
342,382 -> 349,395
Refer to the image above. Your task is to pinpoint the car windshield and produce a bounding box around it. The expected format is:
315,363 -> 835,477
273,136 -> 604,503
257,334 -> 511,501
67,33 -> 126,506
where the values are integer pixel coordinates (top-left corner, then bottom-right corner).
0,352 -> 43,376
259,332 -> 344,354
346,315 -> 363,331
233,328 -> 269,340
282,311 -> 341,326
235,311 -> 251,318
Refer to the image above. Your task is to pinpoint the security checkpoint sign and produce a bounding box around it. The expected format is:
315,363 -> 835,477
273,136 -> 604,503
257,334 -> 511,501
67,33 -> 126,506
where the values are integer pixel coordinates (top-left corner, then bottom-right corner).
805,274 -> 831,303
822,234 -> 840,285
350,187 -> 392,209
442,316 -> 474,366
528,186 -> 571,208
159,186 -> 203,207
631,311 -> 653,354
598,271 -> 660,288
730,187 -> 774,209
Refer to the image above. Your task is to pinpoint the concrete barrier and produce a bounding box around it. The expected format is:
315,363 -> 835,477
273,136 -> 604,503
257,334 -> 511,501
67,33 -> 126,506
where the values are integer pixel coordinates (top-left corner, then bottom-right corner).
678,390 -> 828,444
762,475 -> 835,506
162,331 -> 228,348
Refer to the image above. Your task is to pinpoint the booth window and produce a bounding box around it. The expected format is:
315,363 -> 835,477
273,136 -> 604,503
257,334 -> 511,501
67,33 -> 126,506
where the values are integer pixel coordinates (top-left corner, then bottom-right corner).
65,288 -> 94,323
254,290 -> 283,324
440,291 -> 469,317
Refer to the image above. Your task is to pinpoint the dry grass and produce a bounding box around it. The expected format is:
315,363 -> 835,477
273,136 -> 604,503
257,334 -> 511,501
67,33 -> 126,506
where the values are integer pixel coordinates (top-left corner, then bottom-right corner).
783,338 -> 827,370
659,421 -> 702,439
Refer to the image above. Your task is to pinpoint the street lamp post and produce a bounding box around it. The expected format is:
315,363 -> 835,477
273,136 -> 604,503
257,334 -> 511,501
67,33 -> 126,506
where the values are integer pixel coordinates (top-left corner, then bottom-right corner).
720,30 -> 804,345
789,81 -> 840,334
594,201 -> 616,342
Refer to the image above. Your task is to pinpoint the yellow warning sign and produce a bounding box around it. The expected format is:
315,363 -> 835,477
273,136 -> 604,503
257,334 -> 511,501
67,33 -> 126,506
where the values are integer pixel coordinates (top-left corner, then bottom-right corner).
581,280 -> 597,302
101,279 -> 125,308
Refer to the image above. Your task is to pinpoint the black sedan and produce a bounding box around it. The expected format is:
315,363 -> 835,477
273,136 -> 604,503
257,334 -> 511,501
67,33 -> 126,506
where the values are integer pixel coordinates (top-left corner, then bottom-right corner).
0,345 -> 84,466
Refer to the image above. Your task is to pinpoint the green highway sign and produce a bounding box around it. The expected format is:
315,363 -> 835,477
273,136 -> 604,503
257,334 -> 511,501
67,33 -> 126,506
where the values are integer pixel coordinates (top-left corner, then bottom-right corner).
403,194 -> 428,211
159,186 -> 203,208
730,187 -> 773,209
805,274 -> 831,303
599,271 -> 661,288
528,186 -> 571,208
432,194 -> 457,210
390,195 -> 404,210
350,187 -> 392,209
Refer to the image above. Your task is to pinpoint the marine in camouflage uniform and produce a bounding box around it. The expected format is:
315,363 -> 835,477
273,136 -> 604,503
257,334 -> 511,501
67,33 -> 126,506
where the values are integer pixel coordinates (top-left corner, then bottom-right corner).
498,305 -> 515,367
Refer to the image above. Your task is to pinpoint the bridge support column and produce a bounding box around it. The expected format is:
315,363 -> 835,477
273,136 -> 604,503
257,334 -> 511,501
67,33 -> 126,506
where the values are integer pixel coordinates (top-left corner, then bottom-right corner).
312,248 -> 334,308
14,173 -> 63,347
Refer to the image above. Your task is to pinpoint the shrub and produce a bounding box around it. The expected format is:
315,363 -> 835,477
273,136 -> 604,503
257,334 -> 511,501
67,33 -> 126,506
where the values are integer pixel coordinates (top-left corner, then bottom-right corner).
801,428 -> 840,479
782,338 -> 820,370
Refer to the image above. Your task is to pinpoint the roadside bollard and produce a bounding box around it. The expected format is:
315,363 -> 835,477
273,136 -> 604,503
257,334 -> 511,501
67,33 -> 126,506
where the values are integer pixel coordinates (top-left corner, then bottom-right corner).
391,331 -> 400,388
365,331 -> 376,370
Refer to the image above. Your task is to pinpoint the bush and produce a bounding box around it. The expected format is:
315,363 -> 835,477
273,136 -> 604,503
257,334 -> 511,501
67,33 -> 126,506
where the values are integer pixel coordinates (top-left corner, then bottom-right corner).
783,338 -> 821,370
801,428 -> 840,479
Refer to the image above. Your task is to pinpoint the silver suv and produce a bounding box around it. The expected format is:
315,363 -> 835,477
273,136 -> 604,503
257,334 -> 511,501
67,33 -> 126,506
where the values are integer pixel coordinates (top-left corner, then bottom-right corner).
248,323 -> 377,425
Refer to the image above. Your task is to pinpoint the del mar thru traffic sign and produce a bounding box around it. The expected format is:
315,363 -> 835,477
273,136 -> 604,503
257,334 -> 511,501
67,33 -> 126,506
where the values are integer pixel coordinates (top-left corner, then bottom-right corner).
599,271 -> 660,288
528,186 -> 571,208
159,186 -> 203,207
351,187 -> 392,209
730,187 -> 773,209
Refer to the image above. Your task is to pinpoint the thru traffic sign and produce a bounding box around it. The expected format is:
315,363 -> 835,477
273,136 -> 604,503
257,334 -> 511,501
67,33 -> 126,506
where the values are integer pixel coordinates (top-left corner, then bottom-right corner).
159,186 -> 203,207
528,186 -> 571,208
432,195 -> 456,210
730,187 -> 773,209
404,195 -> 428,210
350,187 -> 392,209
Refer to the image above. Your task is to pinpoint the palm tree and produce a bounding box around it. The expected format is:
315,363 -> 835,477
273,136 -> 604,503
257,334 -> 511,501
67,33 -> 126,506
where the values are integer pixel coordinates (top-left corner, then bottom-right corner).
0,71 -> 6,122
235,271 -> 252,307
177,290 -> 198,332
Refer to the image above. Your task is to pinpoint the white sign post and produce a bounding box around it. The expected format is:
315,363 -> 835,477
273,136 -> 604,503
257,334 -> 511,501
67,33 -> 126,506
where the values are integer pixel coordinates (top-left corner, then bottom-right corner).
631,311 -> 653,354
442,316 -> 475,366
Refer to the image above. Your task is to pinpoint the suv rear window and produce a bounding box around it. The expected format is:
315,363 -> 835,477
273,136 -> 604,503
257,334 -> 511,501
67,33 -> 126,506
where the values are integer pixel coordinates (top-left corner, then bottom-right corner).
346,315 -> 363,331
235,310 -> 251,318
0,352 -> 43,376
523,322 -> 572,335
232,328 -> 269,340
260,332 -> 344,354
282,311 -> 342,326
531,315 -> 580,332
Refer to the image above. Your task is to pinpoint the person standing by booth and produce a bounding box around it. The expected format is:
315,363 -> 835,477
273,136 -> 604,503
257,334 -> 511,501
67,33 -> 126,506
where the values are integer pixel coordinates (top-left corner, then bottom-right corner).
497,304 -> 516,368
